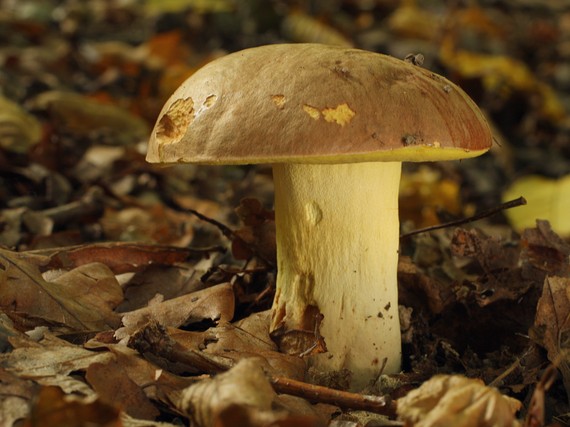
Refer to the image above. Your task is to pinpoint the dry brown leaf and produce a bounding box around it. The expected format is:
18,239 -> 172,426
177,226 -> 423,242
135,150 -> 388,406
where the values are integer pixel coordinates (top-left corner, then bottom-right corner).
118,265 -> 207,313
86,359 -> 159,420
177,358 -> 275,426
22,386 -> 122,427
0,248 -> 123,331
0,341 -> 113,379
533,276 -> 570,396
33,241 -> 217,274
101,205 -> 196,246
397,375 -> 522,427
201,314 -> 306,380
118,282 -> 235,338
232,198 -> 276,264
177,358 -> 318,427
0,367 -> 38,426
29,90 -> 149,145
521,220 -> 570,278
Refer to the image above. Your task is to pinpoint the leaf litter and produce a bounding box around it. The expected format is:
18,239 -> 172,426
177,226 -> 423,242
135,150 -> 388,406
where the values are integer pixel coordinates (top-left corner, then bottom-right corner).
1,0 -> 570,426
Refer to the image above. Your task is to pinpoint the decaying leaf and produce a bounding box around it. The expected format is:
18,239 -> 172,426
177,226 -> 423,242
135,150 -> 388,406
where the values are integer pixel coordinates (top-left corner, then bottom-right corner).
21,386 -> 122,427
532,276 -> 570,397
177,358 -> 319,427
0,339 -> 114,380
0,367 -> 38,427
450,228 -> 528,306
397,375 -> 522,427
0,248 -> 123,331
118,282 -> 235,338
86,359 -> 159,420
521,220 -> 570,277
176,312 -> 306,379
232,198 -> 276,263
32,241 -> 219,275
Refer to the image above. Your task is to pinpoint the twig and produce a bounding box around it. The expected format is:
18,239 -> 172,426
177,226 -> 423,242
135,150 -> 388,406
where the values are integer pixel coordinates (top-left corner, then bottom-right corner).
400,196 -> 527,239
128,321 -> 395,416
270,376 -> 395,416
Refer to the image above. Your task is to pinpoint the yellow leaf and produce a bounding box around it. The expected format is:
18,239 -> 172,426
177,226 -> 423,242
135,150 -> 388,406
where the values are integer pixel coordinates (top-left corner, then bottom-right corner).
503,175 -> 570,237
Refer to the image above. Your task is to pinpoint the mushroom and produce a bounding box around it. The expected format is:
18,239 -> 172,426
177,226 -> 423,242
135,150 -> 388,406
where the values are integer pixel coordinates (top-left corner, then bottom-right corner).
146,44 -> 493,389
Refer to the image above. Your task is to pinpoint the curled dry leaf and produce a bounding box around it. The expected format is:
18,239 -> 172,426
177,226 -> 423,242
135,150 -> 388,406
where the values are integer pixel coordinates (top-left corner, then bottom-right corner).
397,375 -> 522,427
118,283 -> 235,339
0,248 -> 123,331
532,276 -> 570,396
177,358 -> 318,427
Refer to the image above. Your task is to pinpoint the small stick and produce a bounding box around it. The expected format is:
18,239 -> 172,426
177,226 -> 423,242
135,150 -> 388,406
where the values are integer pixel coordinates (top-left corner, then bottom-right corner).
400,196 -> 527,239
270,376 -> 395,416
129,321 -> 395,416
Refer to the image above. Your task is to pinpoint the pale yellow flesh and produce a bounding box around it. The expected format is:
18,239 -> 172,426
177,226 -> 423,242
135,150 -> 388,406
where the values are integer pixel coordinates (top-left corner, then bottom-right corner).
271,162 -> 402,390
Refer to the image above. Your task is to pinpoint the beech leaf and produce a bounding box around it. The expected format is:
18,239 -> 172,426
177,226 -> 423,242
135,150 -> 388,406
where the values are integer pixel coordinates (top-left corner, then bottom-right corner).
0,248 -> 123,331
533,276 -> 570,396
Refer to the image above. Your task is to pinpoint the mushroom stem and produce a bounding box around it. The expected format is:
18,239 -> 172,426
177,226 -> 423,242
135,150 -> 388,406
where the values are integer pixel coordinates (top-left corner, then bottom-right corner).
271,162 -> 402,390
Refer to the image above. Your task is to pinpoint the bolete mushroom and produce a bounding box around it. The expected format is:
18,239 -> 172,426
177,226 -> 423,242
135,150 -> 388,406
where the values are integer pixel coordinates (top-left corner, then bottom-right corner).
146,44 -> 492,389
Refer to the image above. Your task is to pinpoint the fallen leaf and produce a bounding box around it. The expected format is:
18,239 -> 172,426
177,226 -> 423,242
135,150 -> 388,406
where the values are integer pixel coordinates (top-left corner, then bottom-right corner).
232,198 -> 276,263
521,220 -> 570,277
177,358 -> 310,427
503,175 -> 570,237
0,367 -> 38,427
21,386 -> 122,427
0,340 -> 113,379
86,359 -> 159,420
532,276 -> 570,396
118,282 -> 235,338
174,313 -> 306,380
397,375 -> 522,427
0,247 -> 123,331
31,241 -> 219,274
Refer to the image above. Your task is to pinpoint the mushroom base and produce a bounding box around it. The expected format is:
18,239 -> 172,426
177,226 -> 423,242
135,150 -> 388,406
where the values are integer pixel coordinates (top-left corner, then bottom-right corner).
271,162 -> 402,390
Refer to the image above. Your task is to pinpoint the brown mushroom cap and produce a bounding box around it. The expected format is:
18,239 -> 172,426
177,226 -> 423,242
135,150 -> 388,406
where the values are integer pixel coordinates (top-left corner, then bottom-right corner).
147,43 -> 492,165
